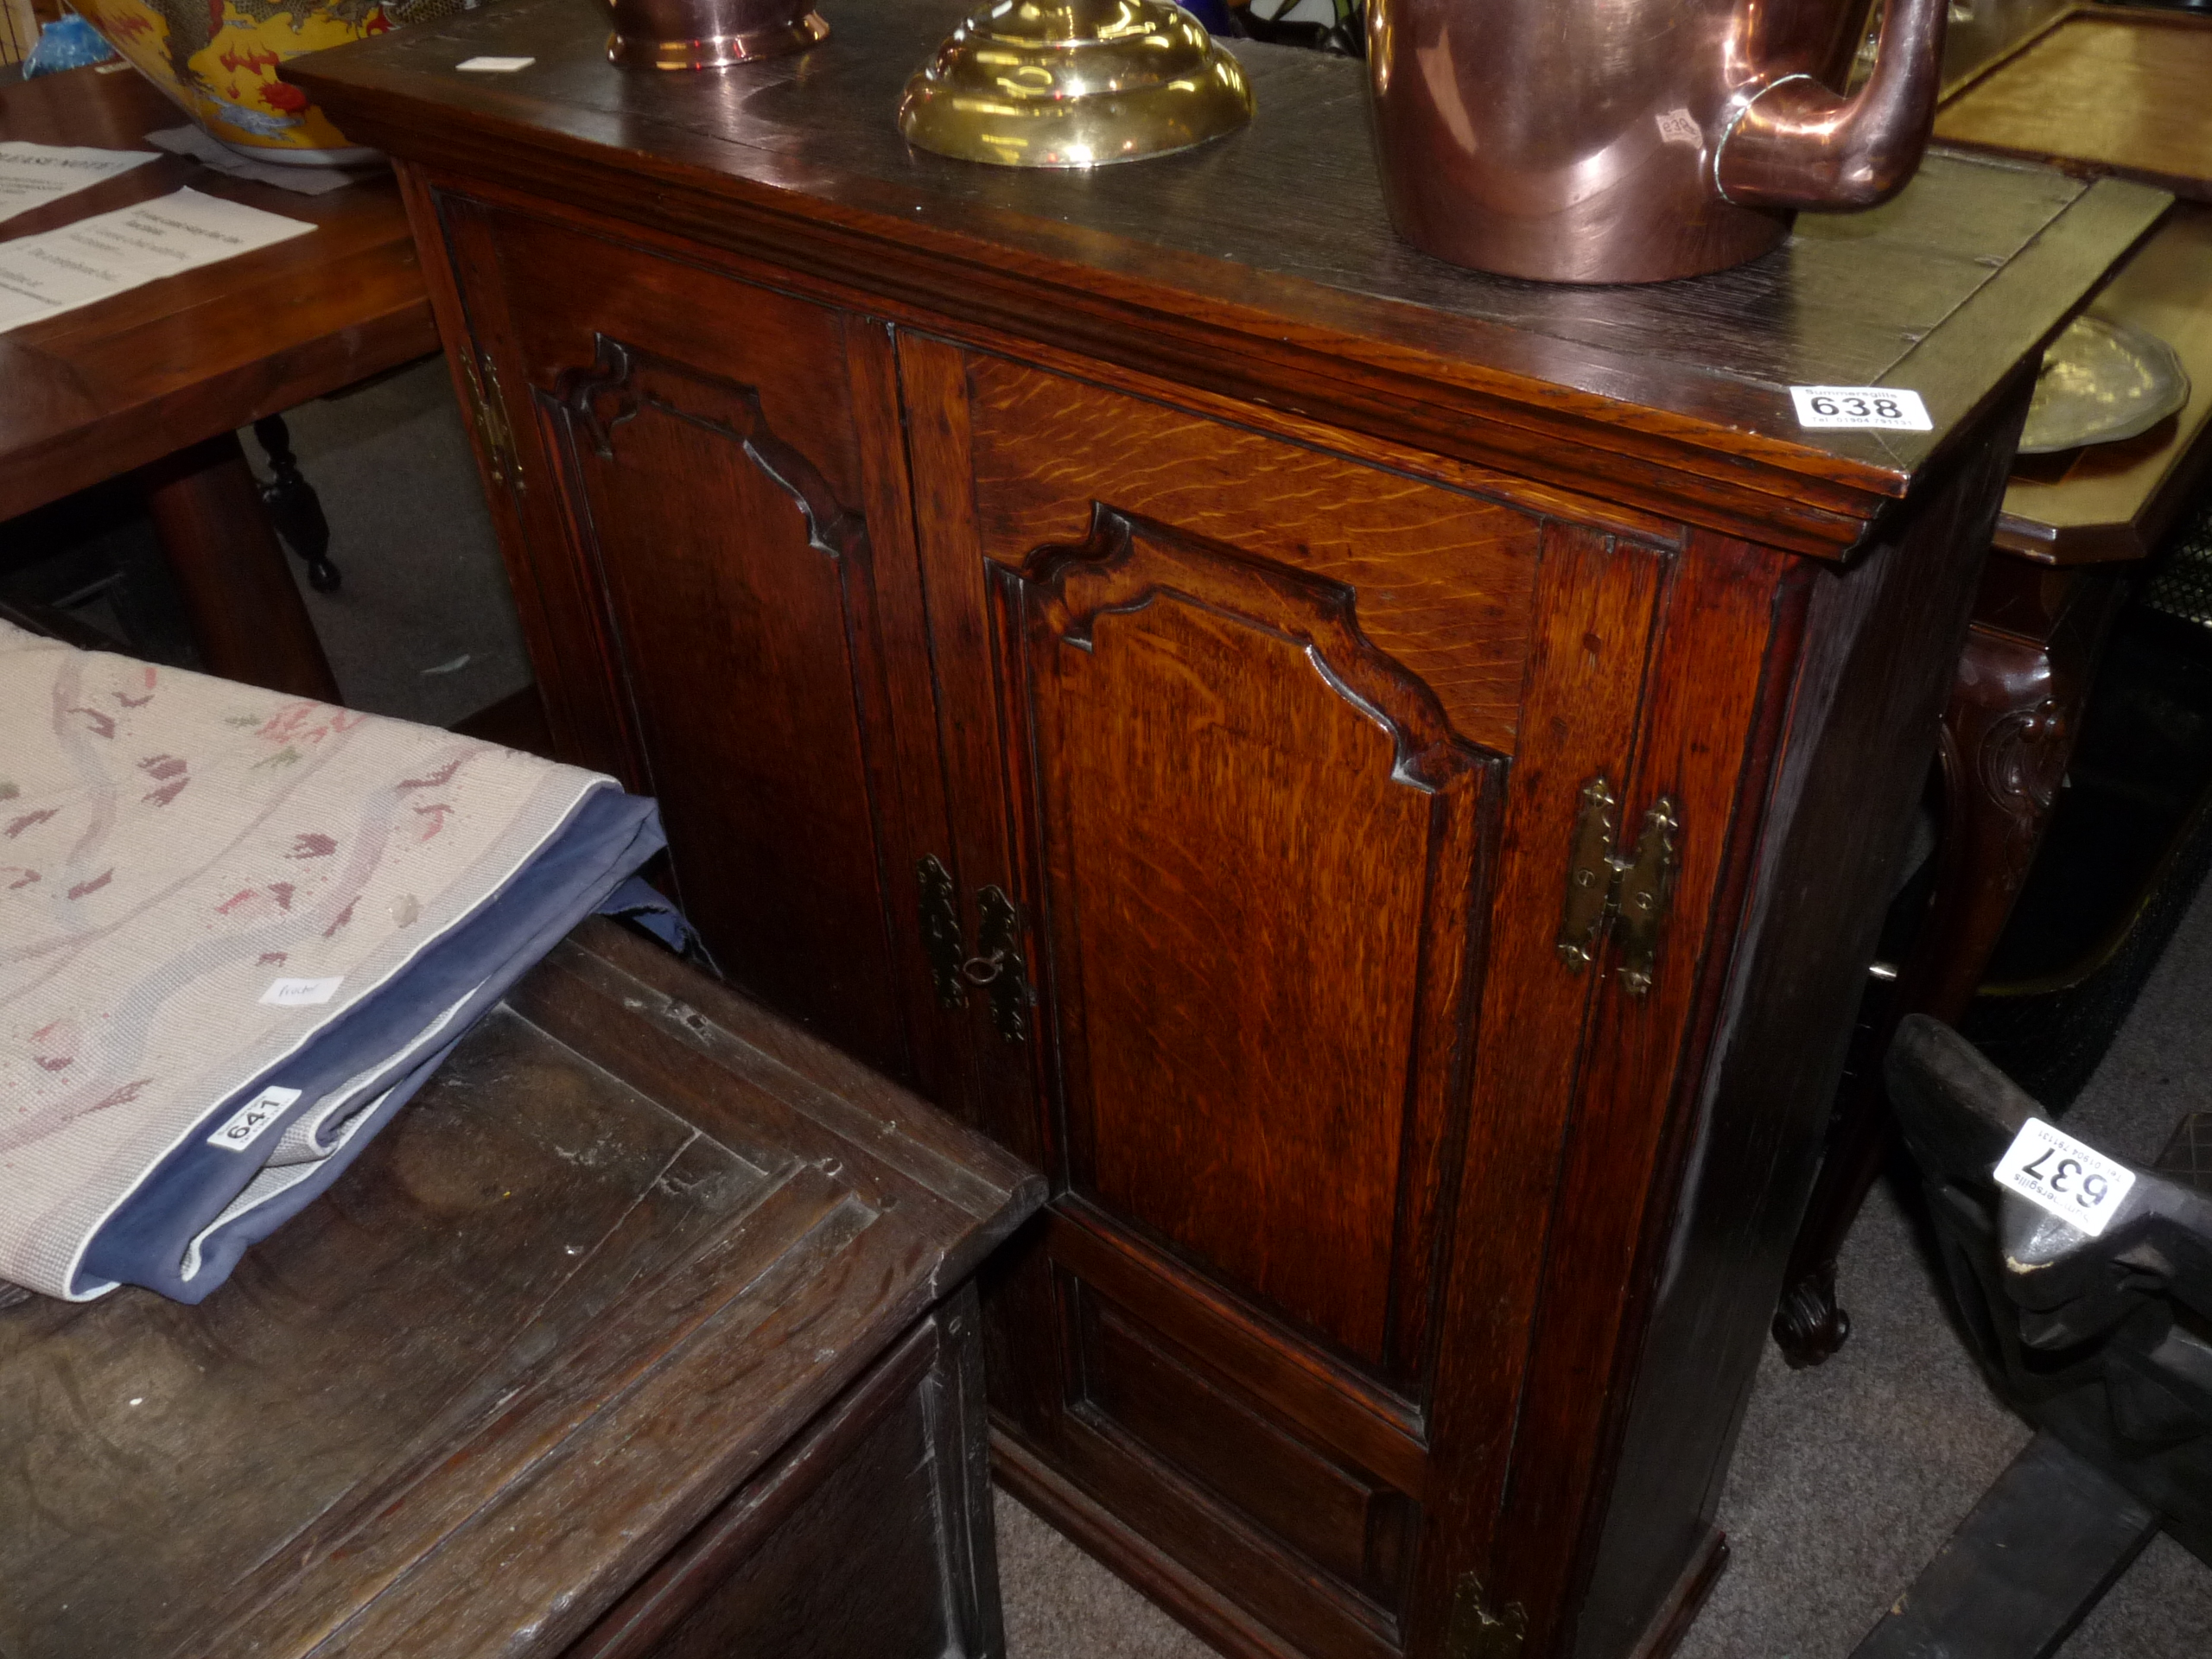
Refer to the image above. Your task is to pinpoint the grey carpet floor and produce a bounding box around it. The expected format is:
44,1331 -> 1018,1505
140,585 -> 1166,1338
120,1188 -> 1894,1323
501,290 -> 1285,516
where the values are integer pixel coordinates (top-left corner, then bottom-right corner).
255,357 -> 531,728
268,367 -> 2212,1659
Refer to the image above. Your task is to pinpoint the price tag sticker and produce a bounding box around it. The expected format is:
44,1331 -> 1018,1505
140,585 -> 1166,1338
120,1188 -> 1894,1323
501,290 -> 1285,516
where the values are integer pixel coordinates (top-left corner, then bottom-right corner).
1790,385 -> 1933,432
260,975 -> 343,1007
1993,1119 -> 2137,1238
207,1085 -> 302,1153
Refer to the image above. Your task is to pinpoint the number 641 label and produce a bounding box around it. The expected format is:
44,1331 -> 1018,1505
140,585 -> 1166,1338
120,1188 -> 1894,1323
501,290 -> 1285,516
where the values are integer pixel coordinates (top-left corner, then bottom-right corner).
1993,1118 -> 2137,1237
1790,385 -> 1933,431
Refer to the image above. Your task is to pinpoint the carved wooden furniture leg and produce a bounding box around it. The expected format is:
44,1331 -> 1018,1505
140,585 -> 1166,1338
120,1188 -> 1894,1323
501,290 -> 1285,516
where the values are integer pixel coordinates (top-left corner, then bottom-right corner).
1773,559 -> 2122,1366
252,413 -> 340,594
137,433 -> 342,703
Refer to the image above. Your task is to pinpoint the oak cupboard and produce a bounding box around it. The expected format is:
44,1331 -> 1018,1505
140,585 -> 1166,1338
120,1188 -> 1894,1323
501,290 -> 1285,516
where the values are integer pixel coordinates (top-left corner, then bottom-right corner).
291,8 -> 2166,1657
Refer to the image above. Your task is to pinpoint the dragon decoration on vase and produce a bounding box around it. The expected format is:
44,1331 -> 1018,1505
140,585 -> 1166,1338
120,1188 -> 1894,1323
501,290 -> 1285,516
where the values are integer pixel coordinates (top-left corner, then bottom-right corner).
78,0 -> 474,164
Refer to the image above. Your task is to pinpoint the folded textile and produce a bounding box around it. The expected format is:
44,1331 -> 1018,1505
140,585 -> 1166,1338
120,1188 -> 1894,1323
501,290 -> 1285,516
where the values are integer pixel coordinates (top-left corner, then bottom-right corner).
0,620 -> 665,1302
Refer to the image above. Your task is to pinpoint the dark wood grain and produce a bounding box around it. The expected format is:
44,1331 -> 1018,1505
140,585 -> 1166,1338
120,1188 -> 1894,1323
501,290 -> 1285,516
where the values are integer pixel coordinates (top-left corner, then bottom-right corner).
287,0 -> 2163,556
1046,1206 -> 1431,1492
406,181 -> 641,779
1077,1289 -> 1408,1607
1936,8 -> 2212,203
983,472 -> 1497,1376
0,918 -> 1040,1659
1411,523 -> 1668,1652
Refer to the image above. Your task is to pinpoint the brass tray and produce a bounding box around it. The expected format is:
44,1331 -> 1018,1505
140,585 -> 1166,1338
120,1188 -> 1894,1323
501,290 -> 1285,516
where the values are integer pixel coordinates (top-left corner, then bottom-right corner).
2020,315 -> 2193,455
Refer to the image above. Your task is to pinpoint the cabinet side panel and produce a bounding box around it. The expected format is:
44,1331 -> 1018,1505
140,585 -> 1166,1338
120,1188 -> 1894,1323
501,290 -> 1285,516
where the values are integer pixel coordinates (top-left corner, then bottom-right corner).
1567,391 -> 2029,1659
1491,530 -> 1802,1659
1411,524 -> 1665,1654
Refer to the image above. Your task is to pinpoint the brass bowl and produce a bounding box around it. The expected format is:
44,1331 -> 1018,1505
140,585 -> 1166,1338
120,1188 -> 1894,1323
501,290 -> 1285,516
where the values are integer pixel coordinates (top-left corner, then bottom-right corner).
898,0 -> 1254,168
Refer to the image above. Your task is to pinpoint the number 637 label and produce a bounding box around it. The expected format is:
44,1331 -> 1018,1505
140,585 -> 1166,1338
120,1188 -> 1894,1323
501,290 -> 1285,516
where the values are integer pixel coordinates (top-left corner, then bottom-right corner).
1790,385 -> 1933,431
1993,1118 -> 2137,1237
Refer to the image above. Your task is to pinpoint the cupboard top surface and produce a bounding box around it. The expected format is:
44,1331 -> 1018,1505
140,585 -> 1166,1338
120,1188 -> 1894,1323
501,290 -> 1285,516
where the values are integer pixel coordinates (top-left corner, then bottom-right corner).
291,0 -> 2164,550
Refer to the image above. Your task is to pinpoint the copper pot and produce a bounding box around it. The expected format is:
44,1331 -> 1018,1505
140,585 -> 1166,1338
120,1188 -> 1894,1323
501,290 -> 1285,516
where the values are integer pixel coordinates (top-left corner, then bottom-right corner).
606,0 -> 825,69
1368,0 -> 1948,283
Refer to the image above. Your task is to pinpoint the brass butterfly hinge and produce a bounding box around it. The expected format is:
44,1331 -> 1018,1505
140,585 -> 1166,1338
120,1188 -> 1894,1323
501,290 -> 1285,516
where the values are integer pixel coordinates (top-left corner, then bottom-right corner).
1555,775 -> 1681,998
461,351 -> 521,490
1445,1573 -> 1528,1659
916,855 -> 1033,1043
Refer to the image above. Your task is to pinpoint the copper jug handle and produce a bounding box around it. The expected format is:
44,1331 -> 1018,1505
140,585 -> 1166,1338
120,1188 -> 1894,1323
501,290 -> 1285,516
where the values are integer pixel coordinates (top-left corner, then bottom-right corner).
1713,0 -> 1949,213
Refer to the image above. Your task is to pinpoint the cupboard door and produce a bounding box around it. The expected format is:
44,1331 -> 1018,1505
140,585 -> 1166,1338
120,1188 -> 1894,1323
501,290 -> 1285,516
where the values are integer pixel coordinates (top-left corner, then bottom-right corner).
438,200 -> 933,1084
899,338 -> 1662,1656
1006,500 -> 1498,1376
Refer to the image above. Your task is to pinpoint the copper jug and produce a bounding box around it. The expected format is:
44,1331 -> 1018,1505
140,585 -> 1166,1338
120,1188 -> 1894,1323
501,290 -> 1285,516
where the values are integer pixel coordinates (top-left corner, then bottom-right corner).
1367,0 -> 1947,283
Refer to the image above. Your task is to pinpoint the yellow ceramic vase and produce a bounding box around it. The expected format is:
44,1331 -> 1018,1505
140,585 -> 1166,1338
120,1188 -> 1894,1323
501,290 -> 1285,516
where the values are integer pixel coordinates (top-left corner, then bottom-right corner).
77,0 -> 467,166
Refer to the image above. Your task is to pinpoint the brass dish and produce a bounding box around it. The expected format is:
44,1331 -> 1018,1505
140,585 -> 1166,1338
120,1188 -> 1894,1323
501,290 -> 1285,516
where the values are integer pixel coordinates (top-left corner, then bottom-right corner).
898,0 -> 1253,168
2020,315 -> 2193,455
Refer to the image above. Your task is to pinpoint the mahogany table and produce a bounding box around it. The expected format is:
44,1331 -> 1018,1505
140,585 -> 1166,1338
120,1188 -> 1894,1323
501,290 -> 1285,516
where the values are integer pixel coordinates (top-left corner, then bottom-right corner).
0,917 -> 1043,1659
0,63 -> 437,701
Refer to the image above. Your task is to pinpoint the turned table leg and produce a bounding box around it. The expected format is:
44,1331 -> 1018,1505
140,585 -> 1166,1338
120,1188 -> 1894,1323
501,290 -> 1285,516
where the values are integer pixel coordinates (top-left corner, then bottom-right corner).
253,414 -> 341,594
138,433 -> 341,704
1773,560 -> 2121,1366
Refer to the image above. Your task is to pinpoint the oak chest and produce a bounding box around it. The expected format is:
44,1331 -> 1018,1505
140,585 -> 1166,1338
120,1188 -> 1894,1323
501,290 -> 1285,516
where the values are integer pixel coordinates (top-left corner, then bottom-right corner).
292,13 -> 2165,1657
0,920 -> 1040,1658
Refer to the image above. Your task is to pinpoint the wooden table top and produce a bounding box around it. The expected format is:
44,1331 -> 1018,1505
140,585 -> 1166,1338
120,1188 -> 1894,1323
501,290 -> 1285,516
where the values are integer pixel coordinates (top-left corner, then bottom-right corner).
287,0 -> 2168,558
1994,204 -> 2212,563
0,66 -> 436,523
1936,7 -> 2212,206
0,918 -> 1042,1659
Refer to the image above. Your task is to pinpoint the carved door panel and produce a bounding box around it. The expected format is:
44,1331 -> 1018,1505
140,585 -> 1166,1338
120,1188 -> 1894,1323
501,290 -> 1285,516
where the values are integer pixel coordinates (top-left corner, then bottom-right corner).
898,338 -> 1674,1658
434,199 -> 944,1086
1011,502 -> 1496,1377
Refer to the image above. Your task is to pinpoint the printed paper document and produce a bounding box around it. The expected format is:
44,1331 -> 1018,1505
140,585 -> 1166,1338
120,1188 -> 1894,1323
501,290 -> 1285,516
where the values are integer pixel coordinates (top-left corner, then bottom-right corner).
0,141 -> 157,225
0,187 -> 314,334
